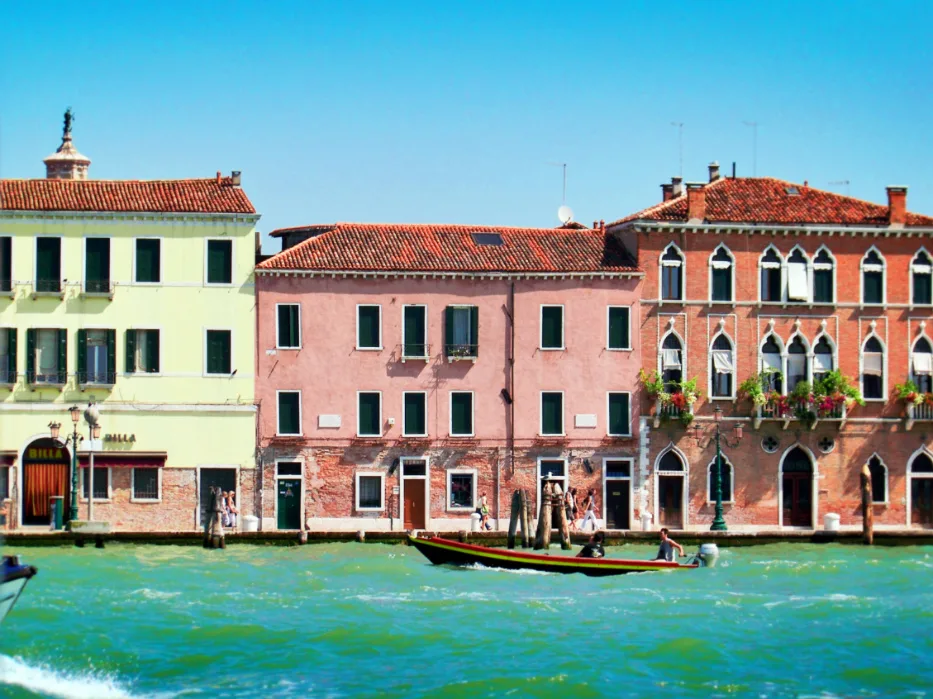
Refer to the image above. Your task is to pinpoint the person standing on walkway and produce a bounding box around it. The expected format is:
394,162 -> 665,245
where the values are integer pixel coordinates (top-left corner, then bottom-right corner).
580,489 -> 598,532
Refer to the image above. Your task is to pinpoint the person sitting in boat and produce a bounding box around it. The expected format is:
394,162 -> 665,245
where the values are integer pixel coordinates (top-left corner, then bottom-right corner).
654,528 -> 684,561
576,531 -> 605,558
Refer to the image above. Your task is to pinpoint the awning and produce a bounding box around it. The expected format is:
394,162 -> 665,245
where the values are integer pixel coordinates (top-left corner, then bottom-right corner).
662,349 -> 682,369
712,350 -> 734,374
762,353 -> 782,371
813,352 -> 833,372
863,353 -> 883,376
787,264 -> 809,301
78,453 -> 166,469
914,352 -> 933,376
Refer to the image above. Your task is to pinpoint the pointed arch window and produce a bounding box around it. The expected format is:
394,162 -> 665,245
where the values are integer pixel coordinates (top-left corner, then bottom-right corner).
912,336 -> 933,393
761,335 -> 783,393
813,336 -> 834,385
861,249 -> 885,305
786,248 -> 809,302
912,250 -> 933,306
760,247 -> 783,302
661,245 -> 684,301
710,246 -> 733,302
658,450 -> 685,472
813,248 -> 835,304
787,336 -> 809,392
710,334 -> 734,398
661,333 -> 683,393
867,455 -> 887,504
861,336 -> 885,400
707,456 -> 734,503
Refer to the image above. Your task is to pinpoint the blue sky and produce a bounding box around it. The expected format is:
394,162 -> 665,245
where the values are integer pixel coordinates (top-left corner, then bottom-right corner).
2,1 -> 932,251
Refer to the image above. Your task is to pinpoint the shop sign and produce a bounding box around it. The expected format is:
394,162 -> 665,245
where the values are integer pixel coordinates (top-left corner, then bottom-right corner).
104,434 -> 137,443
25,447 -> 68,463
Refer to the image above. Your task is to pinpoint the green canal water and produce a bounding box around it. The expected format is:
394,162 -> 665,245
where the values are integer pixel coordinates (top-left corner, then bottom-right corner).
1,542 -> 932,698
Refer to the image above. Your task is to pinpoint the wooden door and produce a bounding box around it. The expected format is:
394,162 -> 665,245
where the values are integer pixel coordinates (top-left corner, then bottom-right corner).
658,476 -> 683,529
911,479 -> 933,525
404,479 -> 426,529
783,474 -> 812,527
606,480 -> 630,530
276,479 -> 301,530
199,468 -> 236,527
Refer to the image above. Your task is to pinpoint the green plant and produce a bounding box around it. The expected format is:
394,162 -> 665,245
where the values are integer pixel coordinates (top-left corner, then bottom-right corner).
679,411 -> 695,427
813,369 -> 865,407
895,379 -> 919,400
739,369 -> 783,407
639,369 -> 664,397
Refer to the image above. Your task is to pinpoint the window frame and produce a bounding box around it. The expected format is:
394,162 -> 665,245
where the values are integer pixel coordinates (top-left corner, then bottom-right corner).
658,330 -> 685,391
539,390 -> 565,436
402,390 -> 428,438
449,390 -> 475,437
860,333 -> 887,402
401,304 -> 429,359
910,334 -> 933,393
811,332 -> 837,384
785,245 -> 811,304
812,245 -> 836,305
203,327 -> 234,376
606,305 -> 632,351
446,469 -> 478,512
128,327 -> 163,376
0,326 -> 14,385
606,391 -> 632,437
910,248 -> 933,308
706,455 -> 735,504
79,326 -> 116,386
82,235 -> 112,295
130,467 -> 163,503
204,237 -> 235,286
708,243 -> 735,304
659,242 -> 685,302
79,465 -> 112,503
31,327 -> 66,385
133,236 -> 163,285
709,331 -> 736,400
356,304 -> 383,351
356,391 -> 383,437
866,454 -> 889,506
785,333 -> 811,393
33,235 -> 63,294
539,304 -> 565,351
276,389 -> 303,437
860,246 -> 887,307
275,303 -> 302,350
355,471 -> 385,512
0,235 -> 12,293
758,244 -> 784,304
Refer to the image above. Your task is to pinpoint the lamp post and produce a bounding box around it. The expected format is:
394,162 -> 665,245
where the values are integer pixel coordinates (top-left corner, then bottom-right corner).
67,404 -> 81,521
50,404 -> 97,524
84,401 -> 101,521
692,406 -> 743,531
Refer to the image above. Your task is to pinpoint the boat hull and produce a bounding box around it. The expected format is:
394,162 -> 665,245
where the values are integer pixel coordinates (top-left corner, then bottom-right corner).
1,556 -> 38,626
408,536 -> 697,576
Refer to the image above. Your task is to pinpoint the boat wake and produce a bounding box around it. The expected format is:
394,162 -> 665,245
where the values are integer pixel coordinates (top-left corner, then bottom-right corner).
0,654 -> 160,699
462,563 -> 554,576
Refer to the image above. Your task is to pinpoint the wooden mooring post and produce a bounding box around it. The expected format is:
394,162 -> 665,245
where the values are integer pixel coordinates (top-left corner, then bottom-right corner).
557,492 -> 571,550
507,490 -> 521,549
534,483 -> 552,550
519,489 -> 531,548
861,463 -> 874,545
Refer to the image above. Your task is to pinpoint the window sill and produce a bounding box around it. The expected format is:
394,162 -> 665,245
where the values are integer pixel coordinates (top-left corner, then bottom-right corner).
447,506 -> 476,513
356,434 -> 383,439
78,498 -> 112,504
133,281 -> 163,286
81,290 -> 114,301
356,346 -> 383,352
276,346 -> 301,351
449,433 -> 475,439
31,290 -> 64,301
130,498 -> 162,504
710,396 -> 737,401
202,373 -> 237,378
705,501 -> 735,506
607,433 -> 633,438
862,398 -> 887,403
127,372 -> 162,378
400,356 -> 430,363
539,347 -> 565,352
205,282 -> 236,288
276,433 -> 303,438
606,347 -> 633,352
538,433 -> 566,438
355,507 -> 385,513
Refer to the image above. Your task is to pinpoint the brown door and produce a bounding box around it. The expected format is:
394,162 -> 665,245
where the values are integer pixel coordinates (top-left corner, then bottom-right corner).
658,476 -> 683,529
404,479 -> 426,529
911,478 -> 933,526
783,474 -> 813,527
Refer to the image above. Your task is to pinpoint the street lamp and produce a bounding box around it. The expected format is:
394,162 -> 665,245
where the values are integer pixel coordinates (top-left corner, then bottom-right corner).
67,404 -> 81,521
84,401 -> 101,522
692,406 -> 743,531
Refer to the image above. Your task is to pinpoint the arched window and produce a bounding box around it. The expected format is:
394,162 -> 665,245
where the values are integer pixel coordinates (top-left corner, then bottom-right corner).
658,450 -> 685,471
710,334 -> 734,398
813,248 -> 835,304
867,455 -> 887,504
787,336 -> 809,392
707,456 -> 733,503
909,451 -> 933,526
786,248 -> 809,302
861,249 -> 885,305
913,452 -> 933,473
761,334 -> 783,393
912,336 -> 933,393
862,336 -> 885,400
710,245 -> 733,303
661,244 -> 684,301
661,333 -> 683,393
760,247 -> 783,303
912,250 -> 933,306
813,336 -> 834,386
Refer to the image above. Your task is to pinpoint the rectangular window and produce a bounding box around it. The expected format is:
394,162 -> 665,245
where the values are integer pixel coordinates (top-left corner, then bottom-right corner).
813,269 -> 833,304
761,268 -> 781,302
36,237 -> 61,293
607,307 -> 631,350
450,392 -> 474,436
661,266 -> 682,300
403,392 -> 427,437
84,238 -> 111,293
277,461 -> 302,476
607,393 -> 631,436
277,304 -> 301,349
356,473 -> 384,510
135,239 -> 161,283
402,305 -> 427,358
711,268 -> 732,302
207,240 -> 233,284
277,391 -> 302,436
444,306 -> 479,359
79,329 -> 115,384
0,237 -> 11,292
358,392 -> 382,437
863,271 -> 883,304
132,468 -> 160,500
540,306 -> 564,350
357,305 -> 382,349
0,328 -> 15,384
30,328 -> 66,384
0,466 -> 9,500
449,472 -> 476,510
81,467 -> 109,500
206,330 -> 232,374
540,392 -> 564,435
126,329 -> 160,374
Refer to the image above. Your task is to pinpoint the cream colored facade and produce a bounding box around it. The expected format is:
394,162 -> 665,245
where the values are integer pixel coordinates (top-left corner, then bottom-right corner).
0,209 -> 260,530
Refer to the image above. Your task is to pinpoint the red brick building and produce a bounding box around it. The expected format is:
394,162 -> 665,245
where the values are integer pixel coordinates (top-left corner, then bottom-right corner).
608,164 -> 933,531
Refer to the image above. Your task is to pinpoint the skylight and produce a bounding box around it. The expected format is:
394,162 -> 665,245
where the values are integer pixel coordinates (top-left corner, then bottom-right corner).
785,186 -> 800,196
471,232 -> 503,246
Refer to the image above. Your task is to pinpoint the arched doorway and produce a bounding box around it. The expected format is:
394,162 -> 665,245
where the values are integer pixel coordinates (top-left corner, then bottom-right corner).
21,437 -> 70,526
781,446 -> 813,527
908,450 -> 933,527
656,448 -> 686,529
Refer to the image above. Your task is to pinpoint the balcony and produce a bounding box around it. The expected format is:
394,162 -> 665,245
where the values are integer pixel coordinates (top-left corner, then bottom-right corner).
1,279 -> 13,298
400,343 -> 431,363
905,402 -> 933,430
755,398 -> 847,430
652,399 -> 694,428
445,343 -> 478,363
32,279 -> 64,300
83,280 -> 114,300
27,370 -> 66,388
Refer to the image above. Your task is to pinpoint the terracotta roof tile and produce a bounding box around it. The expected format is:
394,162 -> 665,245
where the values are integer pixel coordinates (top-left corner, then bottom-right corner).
611,177 -> 933,227
259,223 -> 641,274
0,177 -> 255,214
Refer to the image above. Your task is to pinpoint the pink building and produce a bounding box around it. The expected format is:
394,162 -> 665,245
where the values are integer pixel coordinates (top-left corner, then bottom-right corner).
254,222 -> 644,532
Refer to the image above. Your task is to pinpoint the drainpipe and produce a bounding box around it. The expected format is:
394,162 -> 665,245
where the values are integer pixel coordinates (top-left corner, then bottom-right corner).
509,281 -> 516,479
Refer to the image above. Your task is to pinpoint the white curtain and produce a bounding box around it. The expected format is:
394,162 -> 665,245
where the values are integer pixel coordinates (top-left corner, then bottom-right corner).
914,352 -> 932,375
762,353 -> 782,371
711,260 -> 731,270
712,350 -> 734,374
137,331 -> 150,372
813,352 -> 833,372
912,264 -> 932,274
863,352 -> 883,376
787,264 -> 809,300
662,349 -> 681,369
37,331 -> 57,374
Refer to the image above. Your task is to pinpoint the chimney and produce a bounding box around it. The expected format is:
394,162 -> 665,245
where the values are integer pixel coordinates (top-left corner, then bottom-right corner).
686,182 -> 707,221
887,186 -> 908,225
671,176 -> 684,198
708,161 -> 720,182
231,170 -> 242,186
661,183 -> 674,201
599,219 -> 605,230
216,170 -> 222,185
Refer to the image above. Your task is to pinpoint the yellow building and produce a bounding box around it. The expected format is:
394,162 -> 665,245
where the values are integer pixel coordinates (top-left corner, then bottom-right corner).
0,113 -> 260,531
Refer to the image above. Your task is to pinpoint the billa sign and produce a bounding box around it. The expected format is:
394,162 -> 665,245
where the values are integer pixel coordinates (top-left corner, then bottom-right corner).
25,447 -> 68,464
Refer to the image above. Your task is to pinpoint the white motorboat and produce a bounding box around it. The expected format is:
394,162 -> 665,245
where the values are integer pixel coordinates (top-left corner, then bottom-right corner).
0,555 -> 37,626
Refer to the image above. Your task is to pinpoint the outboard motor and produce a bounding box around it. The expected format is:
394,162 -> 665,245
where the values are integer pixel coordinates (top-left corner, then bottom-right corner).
697,543 -> 720,568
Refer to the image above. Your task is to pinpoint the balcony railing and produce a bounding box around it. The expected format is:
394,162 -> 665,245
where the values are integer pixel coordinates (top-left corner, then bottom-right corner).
83,280 -> 114,299
34,279 -> 62,294
906,402 -> 933,430
652,399 -> 694,428
445,343 -> 478,362
77,370 -> 116,386
755,398 -> 847,430
27,370 -> 66,386
400,343 -> 430,363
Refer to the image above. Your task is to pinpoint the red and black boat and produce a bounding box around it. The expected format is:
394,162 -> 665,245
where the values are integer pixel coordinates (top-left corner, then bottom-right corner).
408,535 -> 704,576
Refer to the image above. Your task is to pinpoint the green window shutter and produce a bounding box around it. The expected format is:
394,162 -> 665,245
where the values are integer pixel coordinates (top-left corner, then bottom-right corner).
125,330 -> 137,374
404,393 -> 426,435
541,307 -> 563,349
864,272 -> 883,303
0,237 -> 11,290
444,307 -> 454,356
541,393 -> 563,435
136,239 -> 160,283
76,329 -> 87,383
470,307 -> 479,352
289,307 -> 300,347
278,392 -> 300,434
914,274 -> 932,305
206,331 -> 231,374
85,239 -> 110,290
712,269 -> 731,301
451,393 -> 473,435
277,306 -> 300,348
36,238 -> 61,291
106,329 -> 116,382
207,241 -> 232,284
609,393 -> 630,436
147,331 -> 160,372
26,329 -> 35,383
403,306 -> 426,356
57,329 -> 67,384
7,328 -> 16,378
814,270 -> 833,303
357,306 -> 380,348
358,393 -> 381,436
608,307 -> 630,350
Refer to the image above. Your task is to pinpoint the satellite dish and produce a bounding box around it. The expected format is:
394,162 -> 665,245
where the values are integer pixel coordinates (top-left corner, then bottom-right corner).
558,205 -> 574,224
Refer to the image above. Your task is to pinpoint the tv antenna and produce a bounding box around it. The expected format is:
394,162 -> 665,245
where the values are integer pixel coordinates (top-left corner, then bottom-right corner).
670,122 -> 683,177
547,162 -> 568,204
829,179 -> 851,195
743,121 -> 758,176
548,162 -> 573,223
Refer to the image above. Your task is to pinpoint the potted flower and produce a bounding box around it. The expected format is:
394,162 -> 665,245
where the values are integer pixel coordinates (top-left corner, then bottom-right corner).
739,369 -> 782,415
